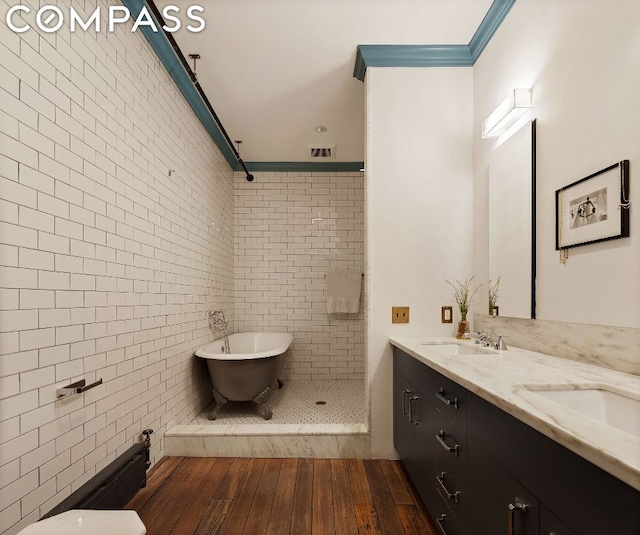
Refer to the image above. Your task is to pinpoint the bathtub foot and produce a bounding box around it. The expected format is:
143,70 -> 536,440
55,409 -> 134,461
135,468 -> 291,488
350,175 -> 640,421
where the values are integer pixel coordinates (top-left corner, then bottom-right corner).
209,389 -> 228,420
253,386 -> 273,420
277,379 -> 284,389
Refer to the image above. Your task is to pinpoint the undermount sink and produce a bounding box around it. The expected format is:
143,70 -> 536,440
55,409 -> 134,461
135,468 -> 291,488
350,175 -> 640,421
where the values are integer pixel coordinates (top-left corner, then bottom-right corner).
527,386 -> 640,438
419,343 -> 490,356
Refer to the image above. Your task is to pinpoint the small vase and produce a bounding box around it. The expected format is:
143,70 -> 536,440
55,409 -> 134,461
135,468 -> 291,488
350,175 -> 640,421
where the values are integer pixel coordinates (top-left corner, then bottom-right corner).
456,321 -> 470,339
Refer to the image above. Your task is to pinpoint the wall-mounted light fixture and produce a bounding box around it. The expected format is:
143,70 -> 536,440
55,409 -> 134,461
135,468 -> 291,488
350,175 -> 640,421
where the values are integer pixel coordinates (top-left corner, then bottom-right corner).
482,88 -> 532,138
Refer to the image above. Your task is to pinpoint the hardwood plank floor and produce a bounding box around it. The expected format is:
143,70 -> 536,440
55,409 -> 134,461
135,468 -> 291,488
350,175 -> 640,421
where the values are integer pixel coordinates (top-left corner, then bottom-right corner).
126,457 -> 438,535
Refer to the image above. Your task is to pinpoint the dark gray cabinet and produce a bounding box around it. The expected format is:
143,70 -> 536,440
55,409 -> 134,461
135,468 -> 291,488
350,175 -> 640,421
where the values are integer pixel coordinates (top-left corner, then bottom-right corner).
393,347 -> 437,513
392,346 -> 640,535
467,434 -> 539,535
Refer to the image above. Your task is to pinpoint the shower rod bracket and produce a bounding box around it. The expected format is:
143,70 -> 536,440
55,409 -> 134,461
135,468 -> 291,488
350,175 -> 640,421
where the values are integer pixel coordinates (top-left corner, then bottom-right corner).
188,53 -> 200,81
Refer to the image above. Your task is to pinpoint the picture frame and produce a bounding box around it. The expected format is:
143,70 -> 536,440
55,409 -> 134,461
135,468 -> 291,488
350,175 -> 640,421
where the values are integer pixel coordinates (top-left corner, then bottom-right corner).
555,160 -> 630,250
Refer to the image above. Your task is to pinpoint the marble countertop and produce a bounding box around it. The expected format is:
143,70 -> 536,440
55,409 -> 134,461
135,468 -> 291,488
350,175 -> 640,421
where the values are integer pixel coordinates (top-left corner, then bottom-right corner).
389,336 -> 640,491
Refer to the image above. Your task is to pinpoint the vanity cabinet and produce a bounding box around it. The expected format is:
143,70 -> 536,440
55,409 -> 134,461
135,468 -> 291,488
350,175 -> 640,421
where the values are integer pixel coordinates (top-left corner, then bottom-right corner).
392,347 -> 640,535
393,347 -> 437,513
434,372 -> 468,530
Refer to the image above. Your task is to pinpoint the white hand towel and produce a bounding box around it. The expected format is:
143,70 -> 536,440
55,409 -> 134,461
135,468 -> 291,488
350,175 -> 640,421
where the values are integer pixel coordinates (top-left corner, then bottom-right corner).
326,270 -> 362,314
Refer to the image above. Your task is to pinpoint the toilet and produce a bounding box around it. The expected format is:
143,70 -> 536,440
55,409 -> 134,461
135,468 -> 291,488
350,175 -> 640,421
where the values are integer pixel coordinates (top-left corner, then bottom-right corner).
16,510 -> 146,535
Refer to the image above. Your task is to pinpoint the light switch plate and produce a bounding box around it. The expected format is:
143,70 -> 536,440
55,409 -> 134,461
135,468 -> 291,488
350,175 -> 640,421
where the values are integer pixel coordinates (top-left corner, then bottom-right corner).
392,306 -> 410,324
442,306 -> 453,323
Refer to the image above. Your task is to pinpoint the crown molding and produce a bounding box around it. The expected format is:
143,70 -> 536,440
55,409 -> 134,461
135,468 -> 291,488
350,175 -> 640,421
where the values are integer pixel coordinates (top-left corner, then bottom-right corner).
354,45 -> 472,81
121,0 -> 238,168
235,161 -> 365,173
354,0 -> 517,81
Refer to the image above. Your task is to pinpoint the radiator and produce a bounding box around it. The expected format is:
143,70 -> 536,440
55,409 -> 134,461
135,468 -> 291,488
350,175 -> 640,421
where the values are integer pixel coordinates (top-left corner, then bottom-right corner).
42,443 -> 147,519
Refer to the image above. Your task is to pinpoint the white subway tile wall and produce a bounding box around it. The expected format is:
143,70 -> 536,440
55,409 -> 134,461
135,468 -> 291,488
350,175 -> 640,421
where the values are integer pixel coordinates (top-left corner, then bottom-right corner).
0,2 -> 234,533
234,172 -> 365,380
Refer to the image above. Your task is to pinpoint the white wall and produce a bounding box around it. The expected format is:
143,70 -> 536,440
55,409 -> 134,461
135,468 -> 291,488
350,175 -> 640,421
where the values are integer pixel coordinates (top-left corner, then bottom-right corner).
473,0 -> 640,328
234,171 -> 365,380
0,2 -> 234,533
366,67 -> 474,457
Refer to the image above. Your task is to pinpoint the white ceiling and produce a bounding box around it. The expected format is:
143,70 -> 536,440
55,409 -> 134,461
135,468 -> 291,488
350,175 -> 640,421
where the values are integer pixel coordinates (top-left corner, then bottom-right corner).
155,0 -> 494,163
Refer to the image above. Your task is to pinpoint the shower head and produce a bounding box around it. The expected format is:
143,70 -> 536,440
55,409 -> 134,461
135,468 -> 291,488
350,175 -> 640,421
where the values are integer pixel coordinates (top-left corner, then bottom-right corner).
246,174 -> 254,182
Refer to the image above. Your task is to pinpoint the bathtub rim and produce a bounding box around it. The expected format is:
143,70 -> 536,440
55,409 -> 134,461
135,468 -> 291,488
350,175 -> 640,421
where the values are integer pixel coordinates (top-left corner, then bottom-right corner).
195,331 -> 293,361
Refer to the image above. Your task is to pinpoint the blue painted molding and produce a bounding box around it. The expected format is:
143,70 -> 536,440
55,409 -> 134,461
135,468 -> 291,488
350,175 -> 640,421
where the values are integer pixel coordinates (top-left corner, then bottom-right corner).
468,0 -> 517,62
121,0 -> 238,168
353,45 -> 472,80
121,0 -> 363,173
354,0 -> 517,81
234,161 -> 365,173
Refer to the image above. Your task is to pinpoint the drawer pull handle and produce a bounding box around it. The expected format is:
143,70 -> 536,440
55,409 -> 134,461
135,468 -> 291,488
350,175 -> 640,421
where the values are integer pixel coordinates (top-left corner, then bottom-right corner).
408,395 -> 419,424
436,388 -> 458,410
436,472 -> 460,504
402,389 -> 411,415
507,498 -> 528,535
435,430 -> 459,456
435,514 -> 451,535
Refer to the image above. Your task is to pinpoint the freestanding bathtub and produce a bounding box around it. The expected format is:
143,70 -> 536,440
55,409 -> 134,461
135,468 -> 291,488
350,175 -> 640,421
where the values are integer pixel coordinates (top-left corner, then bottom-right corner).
195,332 -> 293,420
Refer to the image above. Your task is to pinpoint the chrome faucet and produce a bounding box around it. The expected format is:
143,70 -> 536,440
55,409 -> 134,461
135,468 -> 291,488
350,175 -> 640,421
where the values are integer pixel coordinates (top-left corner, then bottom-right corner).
468,331 -> 493,347
466,331 -> 509,350
208,310 -> 230,353
208,310 -> 228,331
494,335 -> 509,351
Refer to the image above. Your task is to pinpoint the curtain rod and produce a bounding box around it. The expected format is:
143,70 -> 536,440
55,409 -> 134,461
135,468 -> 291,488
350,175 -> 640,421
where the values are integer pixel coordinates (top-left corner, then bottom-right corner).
145,1 -> 255,182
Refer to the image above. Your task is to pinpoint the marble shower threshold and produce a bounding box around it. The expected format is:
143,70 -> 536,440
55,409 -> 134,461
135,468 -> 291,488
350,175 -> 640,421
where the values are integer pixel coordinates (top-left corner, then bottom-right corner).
165,380 -> 370,458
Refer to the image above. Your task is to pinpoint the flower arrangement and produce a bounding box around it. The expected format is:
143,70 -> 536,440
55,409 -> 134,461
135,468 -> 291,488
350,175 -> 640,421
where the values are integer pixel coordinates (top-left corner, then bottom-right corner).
488,276 -> 501,315
445,276 -> 481,322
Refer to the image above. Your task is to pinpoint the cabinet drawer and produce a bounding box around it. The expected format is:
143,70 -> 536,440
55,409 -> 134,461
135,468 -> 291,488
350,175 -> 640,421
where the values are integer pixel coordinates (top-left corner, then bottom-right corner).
394,347 -> 436,399
432,493 -> 466,535
435,411 -> 467,528
468,436 -> 539,535
435,372 -> 467,430
540,505 -> 576,535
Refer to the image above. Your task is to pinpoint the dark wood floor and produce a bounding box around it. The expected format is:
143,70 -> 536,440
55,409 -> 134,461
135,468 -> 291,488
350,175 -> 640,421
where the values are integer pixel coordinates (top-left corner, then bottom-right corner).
126,457 -> 438,535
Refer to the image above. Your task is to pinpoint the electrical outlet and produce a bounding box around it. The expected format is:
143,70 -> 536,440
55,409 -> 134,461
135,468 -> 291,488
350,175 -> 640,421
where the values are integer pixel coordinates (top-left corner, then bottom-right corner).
442,306 -> 453,323
392,306 -> 410,324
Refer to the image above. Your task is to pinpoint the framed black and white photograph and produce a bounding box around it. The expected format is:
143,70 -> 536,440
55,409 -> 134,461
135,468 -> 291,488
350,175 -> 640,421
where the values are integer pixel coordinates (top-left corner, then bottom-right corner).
556,160 -> 630,250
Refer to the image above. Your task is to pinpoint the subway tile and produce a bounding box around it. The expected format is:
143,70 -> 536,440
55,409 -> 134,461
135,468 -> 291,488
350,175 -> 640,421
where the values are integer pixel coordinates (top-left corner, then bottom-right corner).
0,245 -> 19,268
38,192 -> 69,219
20,366 -> 55,392
19,328 -> 56,351
54,254 -> 83,274
0,88 -> 38,130
0,310 -> 38,333
20,442 -> 56,478
39,450 -> 70,485
0,155 -> 19,182
55,325 -> 83,345
0,177 -> 37,209
54,217 -> 83,240
0,469 -> 38,512
19,166 -> 55,196
20,82 -> 55,121
0,289 -> 19,310
0,390 -> 38,421
19,248 -> 54,271
18,124 -> 54,158
0,376 -> 19,400
21,477 -> 56,516
55,291 -> 83,309
39,345 -> 70,368
0,66 -> 19,98
38,231 -> 70,255
38,271 -> 70,290
38,309 -> 70,329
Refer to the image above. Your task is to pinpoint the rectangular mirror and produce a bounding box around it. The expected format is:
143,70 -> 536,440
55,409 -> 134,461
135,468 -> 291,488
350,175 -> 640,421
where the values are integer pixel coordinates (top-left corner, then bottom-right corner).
488,120 -> 536,319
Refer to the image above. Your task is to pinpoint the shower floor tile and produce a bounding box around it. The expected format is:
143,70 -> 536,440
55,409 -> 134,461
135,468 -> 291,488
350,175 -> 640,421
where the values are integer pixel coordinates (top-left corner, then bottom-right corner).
190,380 -> 365,426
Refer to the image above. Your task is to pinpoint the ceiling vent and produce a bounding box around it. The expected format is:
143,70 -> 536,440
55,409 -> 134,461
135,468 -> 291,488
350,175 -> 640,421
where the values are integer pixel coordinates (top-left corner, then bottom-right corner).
307,144 -> 336,160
